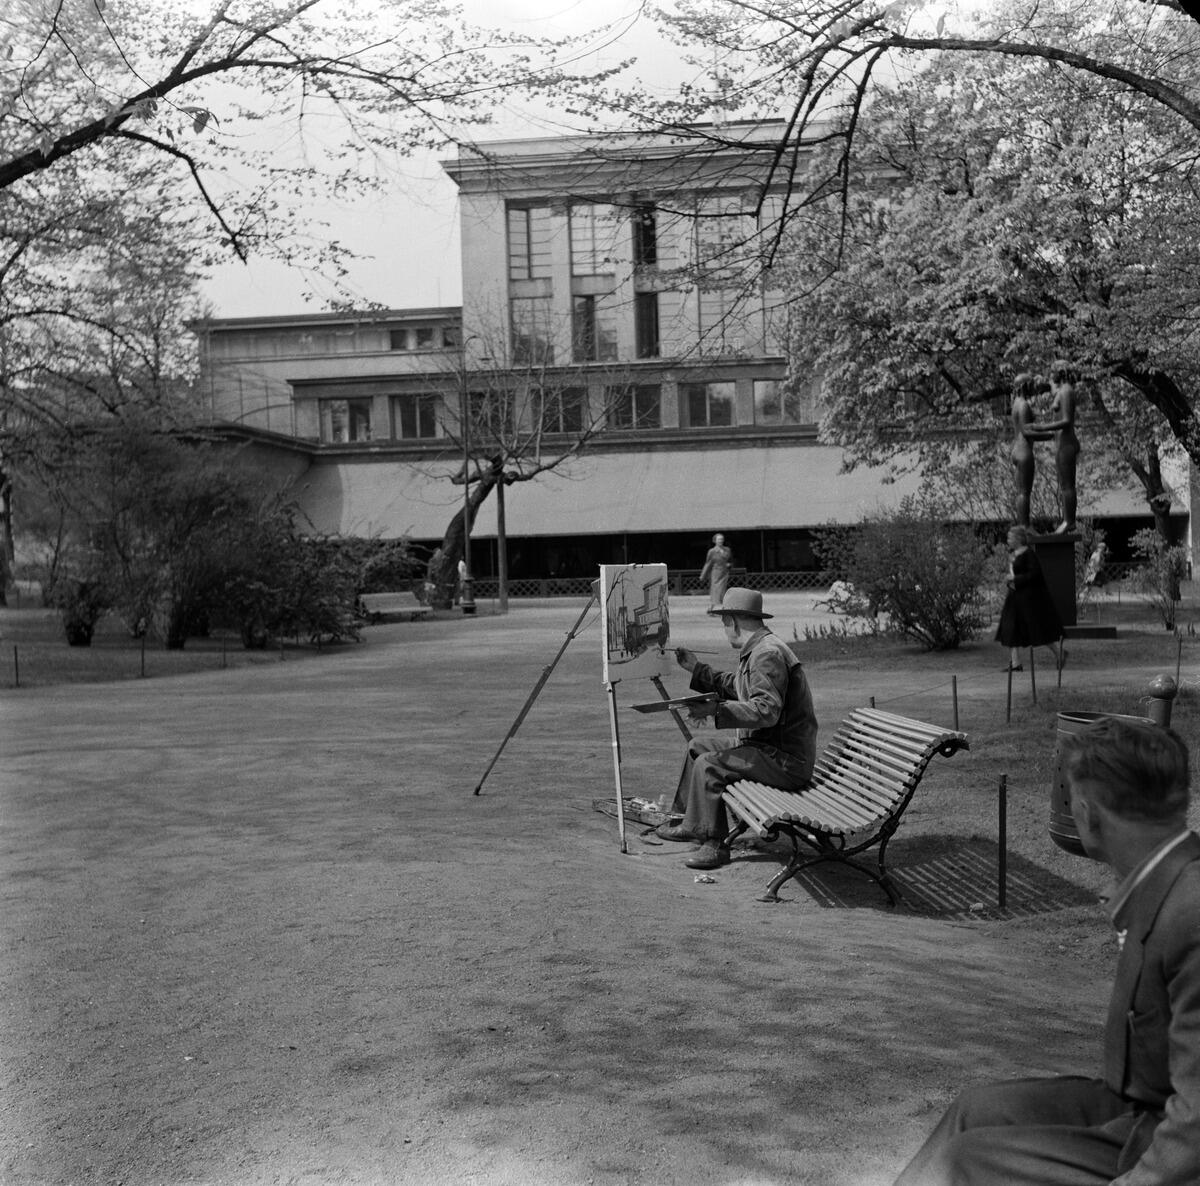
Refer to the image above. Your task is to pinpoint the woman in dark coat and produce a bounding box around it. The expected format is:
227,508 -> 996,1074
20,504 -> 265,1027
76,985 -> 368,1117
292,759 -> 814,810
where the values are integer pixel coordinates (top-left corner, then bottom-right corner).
996,525 -> 1065,671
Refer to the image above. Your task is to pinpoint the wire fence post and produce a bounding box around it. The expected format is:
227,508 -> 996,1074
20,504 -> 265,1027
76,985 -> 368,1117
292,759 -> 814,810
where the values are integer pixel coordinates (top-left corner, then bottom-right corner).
998,773 -> 1008,911
952,675 -> 959,731
1029,647 -> 1037,705
869,695 -> 876,709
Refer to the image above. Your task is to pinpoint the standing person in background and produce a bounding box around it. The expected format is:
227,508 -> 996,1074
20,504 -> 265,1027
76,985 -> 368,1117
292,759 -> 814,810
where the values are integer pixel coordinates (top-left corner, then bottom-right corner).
995,525 -> 1065,672
699,533 -> 732,610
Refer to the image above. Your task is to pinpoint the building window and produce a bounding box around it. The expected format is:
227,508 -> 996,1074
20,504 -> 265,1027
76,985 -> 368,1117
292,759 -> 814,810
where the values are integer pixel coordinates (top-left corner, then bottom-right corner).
538,387 -> 585,435
608,385 -> 661,430
698,287 -> 745,355
508,205 -> 553,280
511,296 -> 555,365
569,203 -> 619,275
753,378 -> 811,425
572,295 -> 618,363
681,382 -> 735,429
635,292 -> 660,359
320,398 -> 372,443
388,329 -> 410,351
442,326 -> 460,348
393,393 -> 439,439
415,326 -> 435,349
633,204 -> 657,266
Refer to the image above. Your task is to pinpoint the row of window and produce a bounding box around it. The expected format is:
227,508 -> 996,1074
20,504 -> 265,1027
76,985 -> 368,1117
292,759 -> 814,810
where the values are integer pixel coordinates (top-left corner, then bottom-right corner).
508,198 -> 778,281
317,380 -> 813,443
388,326 -> 459,352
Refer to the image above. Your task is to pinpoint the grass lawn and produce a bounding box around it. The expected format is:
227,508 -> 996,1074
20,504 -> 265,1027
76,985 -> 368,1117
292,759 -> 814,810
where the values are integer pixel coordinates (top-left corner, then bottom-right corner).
0,588 -> 1197,1184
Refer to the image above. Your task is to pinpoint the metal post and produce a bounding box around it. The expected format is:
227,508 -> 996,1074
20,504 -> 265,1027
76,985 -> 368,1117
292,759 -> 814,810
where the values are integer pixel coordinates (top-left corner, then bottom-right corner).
496,472 -> 508,615
1148,675 -> 1178,728
998,774 -> 1008,910
1029,647 -> 1036,705
952,675 -> 959,731
460,379 -> 476,616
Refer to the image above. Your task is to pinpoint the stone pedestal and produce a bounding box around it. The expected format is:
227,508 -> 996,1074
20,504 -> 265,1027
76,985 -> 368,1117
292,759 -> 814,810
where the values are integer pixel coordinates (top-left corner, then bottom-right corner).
1030,531 -> 1078,627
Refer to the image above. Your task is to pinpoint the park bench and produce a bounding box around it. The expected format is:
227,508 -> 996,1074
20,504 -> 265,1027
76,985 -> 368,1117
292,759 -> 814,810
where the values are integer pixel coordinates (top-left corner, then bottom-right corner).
722,707 -> 969,905
358,591 -> 432,623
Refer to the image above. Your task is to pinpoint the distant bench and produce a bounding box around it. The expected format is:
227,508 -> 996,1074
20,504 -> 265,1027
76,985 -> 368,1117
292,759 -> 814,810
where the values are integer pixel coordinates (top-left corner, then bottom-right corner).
722,707 -> 969,904
358,591 -> 432,623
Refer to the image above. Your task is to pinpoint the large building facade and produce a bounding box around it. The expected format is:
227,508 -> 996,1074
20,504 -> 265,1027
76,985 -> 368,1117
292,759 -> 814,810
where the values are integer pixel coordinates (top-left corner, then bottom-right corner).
195,123 -> 1184,588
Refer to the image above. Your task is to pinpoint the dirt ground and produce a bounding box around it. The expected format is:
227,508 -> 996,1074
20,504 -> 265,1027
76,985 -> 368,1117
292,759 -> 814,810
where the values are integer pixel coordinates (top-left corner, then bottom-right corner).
0,592 -> 1194,1185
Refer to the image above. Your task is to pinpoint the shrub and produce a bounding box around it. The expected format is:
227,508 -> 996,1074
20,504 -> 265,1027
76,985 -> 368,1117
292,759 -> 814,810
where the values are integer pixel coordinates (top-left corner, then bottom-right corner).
1132,528 -> 1188,629
814,498 -> 1000,650
54,577 -> 109,647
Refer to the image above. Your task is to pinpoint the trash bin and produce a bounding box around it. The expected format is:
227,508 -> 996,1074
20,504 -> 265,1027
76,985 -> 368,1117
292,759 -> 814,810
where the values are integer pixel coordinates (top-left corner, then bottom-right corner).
1050,711 -> 1153,857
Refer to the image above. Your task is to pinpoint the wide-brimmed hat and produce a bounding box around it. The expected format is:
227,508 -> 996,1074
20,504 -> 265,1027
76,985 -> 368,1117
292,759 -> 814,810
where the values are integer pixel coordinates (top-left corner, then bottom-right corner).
707,587 -> 772,619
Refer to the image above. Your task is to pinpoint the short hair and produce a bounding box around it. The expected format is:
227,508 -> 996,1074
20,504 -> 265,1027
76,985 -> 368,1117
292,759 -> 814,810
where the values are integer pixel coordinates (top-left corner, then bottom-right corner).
1008,525 -> 1031,547
1013,373 -> 1046,401
1062,716 -> 1190,823
1050,359 -> 1078,385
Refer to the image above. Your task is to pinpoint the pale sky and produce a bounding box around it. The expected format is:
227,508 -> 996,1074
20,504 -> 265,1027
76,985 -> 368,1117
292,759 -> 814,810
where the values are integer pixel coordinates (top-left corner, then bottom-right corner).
200,0 -> 681,319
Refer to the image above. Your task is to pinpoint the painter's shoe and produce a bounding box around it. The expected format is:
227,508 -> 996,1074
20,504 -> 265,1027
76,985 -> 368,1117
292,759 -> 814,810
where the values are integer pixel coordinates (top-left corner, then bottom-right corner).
685,841 -> 731,870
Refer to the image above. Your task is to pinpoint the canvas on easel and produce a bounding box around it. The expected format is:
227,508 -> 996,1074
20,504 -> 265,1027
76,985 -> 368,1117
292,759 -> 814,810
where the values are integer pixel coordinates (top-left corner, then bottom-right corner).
599,563 -> 673,684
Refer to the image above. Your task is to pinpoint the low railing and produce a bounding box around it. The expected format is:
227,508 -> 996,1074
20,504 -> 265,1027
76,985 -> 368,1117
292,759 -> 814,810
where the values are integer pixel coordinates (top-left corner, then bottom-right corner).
470,570 -> 830,599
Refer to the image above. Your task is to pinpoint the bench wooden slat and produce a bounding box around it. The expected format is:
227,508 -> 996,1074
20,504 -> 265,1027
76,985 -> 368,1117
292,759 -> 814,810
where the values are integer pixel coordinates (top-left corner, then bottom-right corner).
829,726 -> 933,766
809,764 -> 904,815
721,707 -> 969,904
813,752 -> 914,804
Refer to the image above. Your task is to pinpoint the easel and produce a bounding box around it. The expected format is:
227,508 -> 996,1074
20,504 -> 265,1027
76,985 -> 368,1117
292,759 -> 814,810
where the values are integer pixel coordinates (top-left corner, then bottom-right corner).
472,589 -> 693,854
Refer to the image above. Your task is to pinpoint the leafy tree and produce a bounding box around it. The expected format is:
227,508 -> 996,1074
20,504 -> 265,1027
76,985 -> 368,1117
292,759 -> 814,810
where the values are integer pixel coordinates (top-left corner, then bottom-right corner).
772,48 -> 1200,522
0,0 -> 609,285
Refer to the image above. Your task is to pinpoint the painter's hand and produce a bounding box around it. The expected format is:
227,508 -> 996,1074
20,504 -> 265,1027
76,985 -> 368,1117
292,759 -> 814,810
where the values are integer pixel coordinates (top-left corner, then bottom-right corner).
686,699 -> 719,724
674,646 -> 698,673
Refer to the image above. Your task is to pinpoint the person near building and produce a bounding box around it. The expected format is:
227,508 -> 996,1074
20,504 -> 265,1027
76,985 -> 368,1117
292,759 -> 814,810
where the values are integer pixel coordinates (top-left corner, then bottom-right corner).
996,525 -> 1065,672
698,533 -> 733,609
656,587 -> 819,871
893,714 -> 1200,1186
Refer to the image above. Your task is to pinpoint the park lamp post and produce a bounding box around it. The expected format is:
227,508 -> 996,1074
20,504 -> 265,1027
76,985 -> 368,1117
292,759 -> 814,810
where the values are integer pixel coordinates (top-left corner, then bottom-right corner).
459,336 -> 477,616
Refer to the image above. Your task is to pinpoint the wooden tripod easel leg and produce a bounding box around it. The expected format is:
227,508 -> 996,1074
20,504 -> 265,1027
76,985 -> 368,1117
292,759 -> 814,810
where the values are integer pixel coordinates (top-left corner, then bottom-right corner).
472,594 -> 597,795
651,675 -> 692,741
606,681 -> 627,853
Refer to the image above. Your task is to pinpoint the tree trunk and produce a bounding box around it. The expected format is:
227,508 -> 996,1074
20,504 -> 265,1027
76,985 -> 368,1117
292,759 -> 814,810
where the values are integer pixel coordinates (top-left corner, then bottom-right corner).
425,460 -> 500,609
1111,361 -> 1200,469
0,469 -> 13,606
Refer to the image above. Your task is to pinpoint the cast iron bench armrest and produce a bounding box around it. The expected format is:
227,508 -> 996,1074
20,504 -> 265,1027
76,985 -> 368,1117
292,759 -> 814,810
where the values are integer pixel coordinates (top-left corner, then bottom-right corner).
722,707 -> 969,904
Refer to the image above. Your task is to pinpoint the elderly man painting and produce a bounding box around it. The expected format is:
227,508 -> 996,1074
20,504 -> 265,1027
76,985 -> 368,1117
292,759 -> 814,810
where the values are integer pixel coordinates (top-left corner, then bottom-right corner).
657,588 -> 819,871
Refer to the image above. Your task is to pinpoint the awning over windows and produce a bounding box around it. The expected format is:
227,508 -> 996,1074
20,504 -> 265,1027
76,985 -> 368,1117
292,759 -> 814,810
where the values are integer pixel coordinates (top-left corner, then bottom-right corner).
294,443 -> 1174,540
